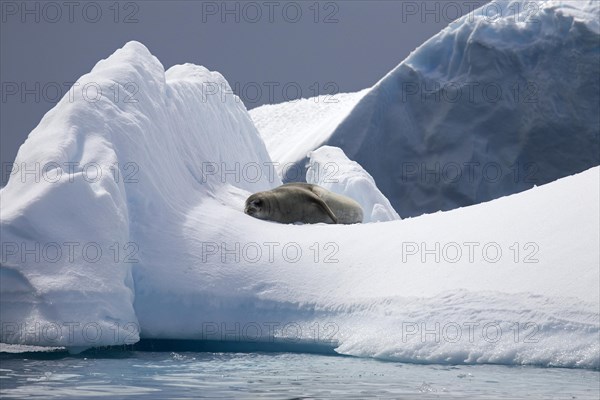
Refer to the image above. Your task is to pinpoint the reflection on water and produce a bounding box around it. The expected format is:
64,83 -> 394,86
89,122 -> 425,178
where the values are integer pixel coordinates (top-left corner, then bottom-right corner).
1,350 -> 599,399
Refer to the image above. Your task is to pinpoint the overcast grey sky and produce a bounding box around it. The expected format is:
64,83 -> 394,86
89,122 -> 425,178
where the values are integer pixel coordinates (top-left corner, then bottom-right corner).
1,0 -> 489,185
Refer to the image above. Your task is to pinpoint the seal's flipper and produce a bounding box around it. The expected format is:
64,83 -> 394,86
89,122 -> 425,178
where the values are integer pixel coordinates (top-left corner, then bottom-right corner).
309,193 -> 338,224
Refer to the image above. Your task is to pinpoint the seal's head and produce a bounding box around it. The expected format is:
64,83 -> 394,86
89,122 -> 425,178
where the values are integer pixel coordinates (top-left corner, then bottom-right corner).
244,192 -> 272,220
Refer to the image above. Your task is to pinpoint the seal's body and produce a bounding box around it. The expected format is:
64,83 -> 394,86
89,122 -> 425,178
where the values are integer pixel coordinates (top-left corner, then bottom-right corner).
244,183 -> 363,224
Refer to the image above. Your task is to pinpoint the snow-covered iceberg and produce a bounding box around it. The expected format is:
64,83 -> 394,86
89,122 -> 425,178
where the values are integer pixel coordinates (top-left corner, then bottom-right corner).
0,41 -> 278,348
1,30 -> 598,369
252,0 -> 600,218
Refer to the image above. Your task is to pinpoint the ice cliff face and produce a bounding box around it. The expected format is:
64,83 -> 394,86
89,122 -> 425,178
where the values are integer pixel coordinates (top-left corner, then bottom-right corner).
258,0 -> 600,217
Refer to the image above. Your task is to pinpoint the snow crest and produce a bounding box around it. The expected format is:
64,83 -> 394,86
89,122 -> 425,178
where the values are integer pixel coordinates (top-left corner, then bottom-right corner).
307,146 -> 400,222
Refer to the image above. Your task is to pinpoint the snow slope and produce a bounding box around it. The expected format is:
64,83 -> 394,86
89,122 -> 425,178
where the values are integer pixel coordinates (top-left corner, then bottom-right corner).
1,41 -> 598,369
251,0 -> 600,218
251,90 -> 369,179
172,166 -> 599,368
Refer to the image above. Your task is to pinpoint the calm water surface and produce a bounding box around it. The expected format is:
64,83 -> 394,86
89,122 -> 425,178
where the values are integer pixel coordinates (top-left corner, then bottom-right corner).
1,350 -> 599,399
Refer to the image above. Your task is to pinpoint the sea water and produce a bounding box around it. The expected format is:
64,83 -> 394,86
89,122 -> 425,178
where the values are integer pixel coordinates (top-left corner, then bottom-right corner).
1,349 -> 599,399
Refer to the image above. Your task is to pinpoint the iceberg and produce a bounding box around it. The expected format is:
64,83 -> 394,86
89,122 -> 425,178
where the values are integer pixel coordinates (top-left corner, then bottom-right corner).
1,2 -> 598,369
1,41 -> 277,348
251,0 -> 600,217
